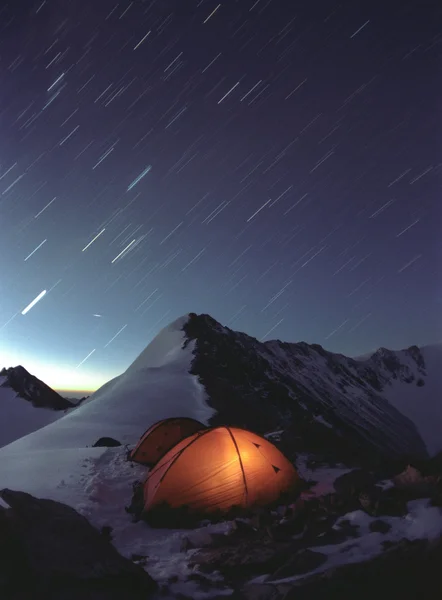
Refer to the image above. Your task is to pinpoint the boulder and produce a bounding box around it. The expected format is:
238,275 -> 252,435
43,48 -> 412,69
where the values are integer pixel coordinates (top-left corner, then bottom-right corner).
431,481 -> 442,507
180,529 -> 228,551
392,465 -> 435,497
269,549 -> 327,579
333,469 -> 377,497
369,519 -> 391,534
0,489 -> 156,600
190,537 -> 293,582
92,437 -> 122,448
229,517 -> 257,535
358,485 -> 408,517
243,582 -> 279,600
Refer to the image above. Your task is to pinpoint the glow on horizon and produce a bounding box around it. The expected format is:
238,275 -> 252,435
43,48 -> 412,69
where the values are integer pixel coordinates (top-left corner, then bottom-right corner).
0,348 -> 113,392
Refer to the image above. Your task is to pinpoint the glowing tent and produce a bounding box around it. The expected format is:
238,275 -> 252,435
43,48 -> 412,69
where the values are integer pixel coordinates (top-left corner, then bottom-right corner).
143,426 -> 300,518
129,417 -> 206,467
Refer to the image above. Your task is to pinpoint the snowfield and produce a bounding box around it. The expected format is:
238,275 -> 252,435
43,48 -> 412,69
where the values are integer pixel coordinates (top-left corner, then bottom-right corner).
0,377 -> 63,448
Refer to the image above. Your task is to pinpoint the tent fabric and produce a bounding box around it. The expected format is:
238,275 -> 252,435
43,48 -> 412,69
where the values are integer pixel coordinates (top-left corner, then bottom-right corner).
143,426 -> 300,516
130,417 -> 206,467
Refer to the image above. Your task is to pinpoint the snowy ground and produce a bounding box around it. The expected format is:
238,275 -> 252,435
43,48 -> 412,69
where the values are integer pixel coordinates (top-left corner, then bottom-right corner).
0,316 -> 214,454
251,499 -> 442,588
0,378 -> 63,448
295,453 -> 352,496
0,317 -> 226,597
0,444 -> 233,598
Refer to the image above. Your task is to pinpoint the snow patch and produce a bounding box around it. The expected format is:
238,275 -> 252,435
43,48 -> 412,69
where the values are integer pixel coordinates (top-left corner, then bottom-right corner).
0,384 -> 63,448
296,454 -> 352,496
267,499 -> 442,586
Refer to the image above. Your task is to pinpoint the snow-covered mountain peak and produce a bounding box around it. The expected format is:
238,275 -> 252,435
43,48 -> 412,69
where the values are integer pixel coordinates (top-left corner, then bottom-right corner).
125,315 -> 191,374
0,365 -> 73,410
367,344 -> 426,380
0,366 -> 74,449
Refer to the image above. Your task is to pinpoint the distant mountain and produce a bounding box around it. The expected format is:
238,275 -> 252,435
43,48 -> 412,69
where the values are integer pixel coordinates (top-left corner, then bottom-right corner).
0,366 -> 75,448
0,366 -> 74,410
183,313 -> 440,464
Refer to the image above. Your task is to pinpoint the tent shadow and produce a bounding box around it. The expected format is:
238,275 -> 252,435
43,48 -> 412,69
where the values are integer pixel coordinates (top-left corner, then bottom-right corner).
127,484 -> 301,529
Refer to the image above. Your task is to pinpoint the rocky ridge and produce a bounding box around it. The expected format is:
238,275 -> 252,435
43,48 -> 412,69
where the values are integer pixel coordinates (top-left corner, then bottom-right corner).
183,313 -> 429,464
0,365 -> 74,411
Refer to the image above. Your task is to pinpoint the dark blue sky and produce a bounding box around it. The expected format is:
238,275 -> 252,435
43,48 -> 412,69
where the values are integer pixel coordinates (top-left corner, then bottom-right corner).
0,0 -> 440,391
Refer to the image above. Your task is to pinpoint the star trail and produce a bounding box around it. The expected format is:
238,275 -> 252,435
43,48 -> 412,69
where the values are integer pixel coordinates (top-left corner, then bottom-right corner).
0,0 -> 440,392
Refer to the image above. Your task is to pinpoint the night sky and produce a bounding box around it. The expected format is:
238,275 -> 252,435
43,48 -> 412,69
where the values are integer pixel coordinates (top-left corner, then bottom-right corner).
0,0 -> 440,392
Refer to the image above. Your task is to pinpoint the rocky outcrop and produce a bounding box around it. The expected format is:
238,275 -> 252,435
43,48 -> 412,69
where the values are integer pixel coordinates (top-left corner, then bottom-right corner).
0,489 -> 157,600
0,366 -> 74,410
92,437 -> 122,447
186,462 -> 442,597
271,537 -> 442,600
182,313 -> 428,464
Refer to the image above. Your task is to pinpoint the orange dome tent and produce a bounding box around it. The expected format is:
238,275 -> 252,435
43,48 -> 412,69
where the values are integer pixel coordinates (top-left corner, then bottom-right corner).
129,417 -> 206,467
143,426 -> 300,519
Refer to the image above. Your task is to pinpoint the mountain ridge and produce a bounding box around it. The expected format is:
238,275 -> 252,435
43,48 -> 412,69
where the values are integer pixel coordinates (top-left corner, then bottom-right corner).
0,365 -> 74,411
182,313 -> 433,463
1,313 -> 440,462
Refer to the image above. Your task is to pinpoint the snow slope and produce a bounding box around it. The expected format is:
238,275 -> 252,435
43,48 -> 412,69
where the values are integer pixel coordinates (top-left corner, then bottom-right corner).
1,316 -> 214,453
0,316 -> 222,596
379,344 -> 442,456
0,378 -> 63,448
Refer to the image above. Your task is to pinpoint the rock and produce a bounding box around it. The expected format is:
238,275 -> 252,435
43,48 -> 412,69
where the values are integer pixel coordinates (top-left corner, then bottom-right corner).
357,485 -> 409,518
0,489 -> 157,600
251,509 -> 274,530
190,538 -> 293,582
377,487 -> 409,517
278,513 -> 305,536
392,464 -> 435,497
92,437 -> 122,447
270,549 -> 327,579
430,481 -> 442,507
369,519 -> 391,534
180,529 -> 221,551
243,582 -> 279,600
357,486 -> 382,515
265,523 -> 293,542
280,536 -> 442,600
333,469 -> 377,497
393,464 -> 424,487
100,525 -> 113,540
229,517 -> 256,535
